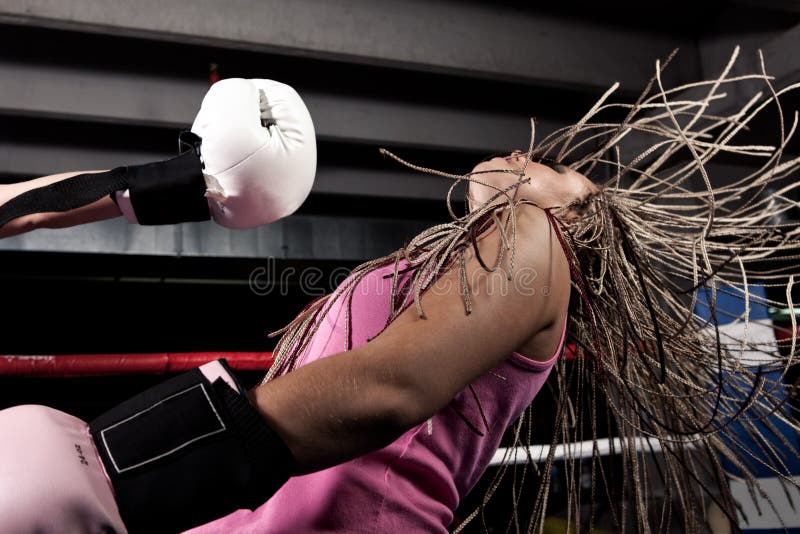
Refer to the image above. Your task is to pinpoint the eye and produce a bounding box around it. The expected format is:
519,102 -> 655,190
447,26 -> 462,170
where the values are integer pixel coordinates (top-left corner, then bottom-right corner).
553,164 -> 569,174
504,151 -> 525,163
536,158 -> 569,174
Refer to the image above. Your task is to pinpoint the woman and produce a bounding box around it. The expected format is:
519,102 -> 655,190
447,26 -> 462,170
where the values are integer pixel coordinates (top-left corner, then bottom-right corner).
0,151 -> 592,532
233,49 -> 800,533
188,157 -> 595,533
1,49 -> 798,533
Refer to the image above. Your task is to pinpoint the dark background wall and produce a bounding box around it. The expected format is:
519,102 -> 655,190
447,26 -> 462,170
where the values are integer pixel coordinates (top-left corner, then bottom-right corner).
0,1 -> 798,530
1,0 -> 797,352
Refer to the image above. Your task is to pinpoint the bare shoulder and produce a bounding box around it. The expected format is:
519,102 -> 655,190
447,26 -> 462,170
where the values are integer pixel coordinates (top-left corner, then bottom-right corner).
458,203 -> 570,347
485,203 -> 571,361
472,203 -> 568,281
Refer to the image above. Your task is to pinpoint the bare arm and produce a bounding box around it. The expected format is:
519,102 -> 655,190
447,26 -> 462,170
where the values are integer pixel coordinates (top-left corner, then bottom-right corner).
0,172 -> 122,238
250,205 -> 570,473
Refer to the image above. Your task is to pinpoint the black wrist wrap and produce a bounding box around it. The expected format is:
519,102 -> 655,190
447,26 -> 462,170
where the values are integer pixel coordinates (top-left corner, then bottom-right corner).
0,132 -> 210,228
89,361 -> 295,533
126,134 -> 210,224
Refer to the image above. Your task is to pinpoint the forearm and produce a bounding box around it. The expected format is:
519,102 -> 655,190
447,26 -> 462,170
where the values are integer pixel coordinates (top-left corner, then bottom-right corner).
0,171 -> 122,238
249,347 -> 412,474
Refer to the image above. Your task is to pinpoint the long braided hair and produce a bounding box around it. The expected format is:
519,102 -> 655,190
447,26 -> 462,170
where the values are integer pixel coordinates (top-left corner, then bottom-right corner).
262,48 -> 800,533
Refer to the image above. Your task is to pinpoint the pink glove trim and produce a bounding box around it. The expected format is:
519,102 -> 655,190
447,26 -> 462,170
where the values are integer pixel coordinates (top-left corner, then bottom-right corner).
115,189 -> 139,224
198,360 -> 241,393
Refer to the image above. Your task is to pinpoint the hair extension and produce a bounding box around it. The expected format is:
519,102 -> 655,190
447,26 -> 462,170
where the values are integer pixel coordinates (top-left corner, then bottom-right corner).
262,47 -> 800,533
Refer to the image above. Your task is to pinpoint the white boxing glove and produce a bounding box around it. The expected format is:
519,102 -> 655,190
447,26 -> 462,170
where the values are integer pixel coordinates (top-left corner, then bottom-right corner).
0,360 -> 294,534
0,78 -> 315,231
0,405 -> 128,534
192,78 -> 317,228
114,78 -> 316,228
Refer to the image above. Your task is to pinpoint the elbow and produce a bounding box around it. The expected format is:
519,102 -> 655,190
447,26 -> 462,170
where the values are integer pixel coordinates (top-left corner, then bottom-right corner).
348,348 -> 453,442
27,213 -> 46,231
380,388 -> 432,432
367,379 -> 442,435
356,394 -> 424,449
355,353 -> 453,434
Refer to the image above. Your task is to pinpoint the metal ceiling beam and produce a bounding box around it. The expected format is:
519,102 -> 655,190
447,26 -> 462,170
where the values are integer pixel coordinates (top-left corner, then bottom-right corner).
689,23 -> 800,119
729,0 -> 800,14
761,24 -> 800,87
0,142 -> 167,177
0,213 -> 433,260
0,136 -> 444,259
0,60 -> 550,153
694,0 -> 800,89
0,0 -> 697,92
0,141 -> 455,201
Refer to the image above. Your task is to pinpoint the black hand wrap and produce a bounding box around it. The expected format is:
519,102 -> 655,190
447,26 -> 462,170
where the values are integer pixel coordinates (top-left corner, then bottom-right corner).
0,132 -> 210,227
89,360 -> 295,534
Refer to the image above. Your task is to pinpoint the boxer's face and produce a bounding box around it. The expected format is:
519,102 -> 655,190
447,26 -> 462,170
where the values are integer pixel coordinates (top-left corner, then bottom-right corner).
468,152 -> 597,212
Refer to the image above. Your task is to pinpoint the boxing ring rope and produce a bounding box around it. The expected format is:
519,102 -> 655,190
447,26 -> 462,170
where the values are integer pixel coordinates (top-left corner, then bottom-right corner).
0,352 -> 274,376
0,346 -> 584,376
1,351 -> 660,467
489,437 -> 666,466
0,345 -> 580,376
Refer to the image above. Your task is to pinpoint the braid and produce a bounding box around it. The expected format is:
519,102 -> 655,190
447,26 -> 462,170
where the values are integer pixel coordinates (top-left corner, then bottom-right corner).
263,48 -> 800,533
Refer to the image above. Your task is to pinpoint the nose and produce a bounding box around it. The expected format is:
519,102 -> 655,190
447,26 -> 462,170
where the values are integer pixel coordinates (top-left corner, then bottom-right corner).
505,150 -> 526,162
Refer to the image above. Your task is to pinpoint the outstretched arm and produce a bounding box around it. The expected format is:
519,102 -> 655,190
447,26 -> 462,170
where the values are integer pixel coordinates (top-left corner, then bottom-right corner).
0,78 -> 317,238
0,172 -> 121,238
250,204 -> 570,473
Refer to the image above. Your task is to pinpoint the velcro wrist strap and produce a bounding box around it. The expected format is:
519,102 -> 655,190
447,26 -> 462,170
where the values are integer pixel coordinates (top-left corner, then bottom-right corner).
128,140 -> 210,225
0,132 -> 210,229
214,381 -> 296,507
89,364 -> 294,533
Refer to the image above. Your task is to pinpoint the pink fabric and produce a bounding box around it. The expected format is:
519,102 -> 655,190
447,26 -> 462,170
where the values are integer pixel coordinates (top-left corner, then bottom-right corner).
114,190 -> 139,224
198,360 -> 240,392
188,263 -> 562,533
0,405 -> 127,534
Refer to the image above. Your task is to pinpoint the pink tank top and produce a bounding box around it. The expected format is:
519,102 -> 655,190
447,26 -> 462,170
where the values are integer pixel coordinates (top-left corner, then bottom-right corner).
187,263 -> 563,533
